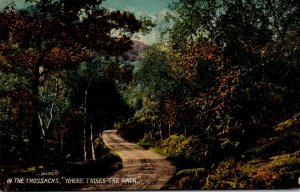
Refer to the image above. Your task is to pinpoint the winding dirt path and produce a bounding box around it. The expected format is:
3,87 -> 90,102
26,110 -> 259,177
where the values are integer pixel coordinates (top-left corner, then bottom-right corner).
79,130 -> 176,190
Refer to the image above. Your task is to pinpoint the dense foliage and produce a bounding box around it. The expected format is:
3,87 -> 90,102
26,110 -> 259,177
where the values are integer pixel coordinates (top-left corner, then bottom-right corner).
118,0 -> 300,189
0,0 -> 299,190
0,0 -> 150,190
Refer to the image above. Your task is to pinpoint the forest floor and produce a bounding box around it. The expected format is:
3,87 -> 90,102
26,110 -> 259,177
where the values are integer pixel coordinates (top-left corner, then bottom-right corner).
77,130 -> 176,190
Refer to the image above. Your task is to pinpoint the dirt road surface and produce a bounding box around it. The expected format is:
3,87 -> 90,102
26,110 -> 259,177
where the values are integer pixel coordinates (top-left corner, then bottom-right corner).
78,130 -> 176,190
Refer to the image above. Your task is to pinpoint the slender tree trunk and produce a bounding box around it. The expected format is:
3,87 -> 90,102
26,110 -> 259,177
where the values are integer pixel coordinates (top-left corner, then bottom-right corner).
46,78 -> 58,130
168,121 -> 175,136
150,121 -> 156,139
83,71 -> 93,161
149,130 -> 153,140
38,112 -> 47,150
83,89 -> 88,162
38,112 -> 45,138
44,78 -> 59,151
83,125 -> 87,161
90,116 -> 95,161
158,120 -> 163,140
30,63 -> 44,162
60,124 -> 64,154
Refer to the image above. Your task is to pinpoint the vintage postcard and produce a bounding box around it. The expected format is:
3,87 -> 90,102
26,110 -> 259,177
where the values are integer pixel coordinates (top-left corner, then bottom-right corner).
0,0 -> 299,191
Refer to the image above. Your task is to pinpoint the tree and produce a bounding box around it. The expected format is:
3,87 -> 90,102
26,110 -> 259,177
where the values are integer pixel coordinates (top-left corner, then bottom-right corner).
133,44 -> 182,138
165,0 -> 299,150
135,44 -> 178,100
0,0 -> 150,162
0,68 -> 32,164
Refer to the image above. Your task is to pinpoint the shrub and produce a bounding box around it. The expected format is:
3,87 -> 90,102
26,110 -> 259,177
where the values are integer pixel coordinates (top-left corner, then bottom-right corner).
137,133 -> 156,149
204,158 -> 251,189
94,138 -> 122,171
240,152 -> 300,189
117,117 -> 147,142
162,134 -> 188,160
162,134 -> 220,168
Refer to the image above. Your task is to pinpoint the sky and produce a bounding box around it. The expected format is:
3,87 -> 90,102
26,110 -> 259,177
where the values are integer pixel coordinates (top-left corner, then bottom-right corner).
102,0 -> 172,15
0,0 -> 29,9
101,0 -> 174,44
0,0 -> 174,44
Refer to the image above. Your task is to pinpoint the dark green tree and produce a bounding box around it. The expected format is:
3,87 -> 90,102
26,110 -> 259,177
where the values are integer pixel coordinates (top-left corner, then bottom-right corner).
165,0 -> 299,151
0,0 -> 150,162
134,44 -> 181,138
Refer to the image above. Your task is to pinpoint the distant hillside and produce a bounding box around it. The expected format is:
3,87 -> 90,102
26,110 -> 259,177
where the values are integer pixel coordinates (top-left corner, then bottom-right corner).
124,41 -> 149,62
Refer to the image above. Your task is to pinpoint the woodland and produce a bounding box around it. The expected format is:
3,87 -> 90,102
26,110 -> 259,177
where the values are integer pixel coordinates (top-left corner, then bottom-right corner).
0,0 -> 299,190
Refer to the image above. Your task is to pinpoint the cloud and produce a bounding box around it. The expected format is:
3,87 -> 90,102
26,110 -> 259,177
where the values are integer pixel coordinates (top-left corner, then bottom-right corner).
132,8 -> 172,45
124,6 -> 135,13
133,30 -> 161,45
0,0 -> 35,10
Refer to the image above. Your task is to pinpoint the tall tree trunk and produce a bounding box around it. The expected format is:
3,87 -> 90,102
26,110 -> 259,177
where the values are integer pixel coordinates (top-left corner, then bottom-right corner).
158,120 -> 163,140
83,75 -> 92,162
83,89 -> 88,162
151,121 -> 156,139
38,112 -> 46,150
38,112 -> 45,139
30,63 -> 44,163
90,116 -> 95,161
168,121 -> 174,136
44,77 -> 59,151
149,130 -> 153,140
60,124 -> 64,154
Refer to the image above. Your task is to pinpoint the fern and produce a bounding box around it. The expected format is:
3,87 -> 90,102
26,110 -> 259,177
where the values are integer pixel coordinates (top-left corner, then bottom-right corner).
274,112 -> 300,132
176,167 -> 206,178
247,113 -> 300,156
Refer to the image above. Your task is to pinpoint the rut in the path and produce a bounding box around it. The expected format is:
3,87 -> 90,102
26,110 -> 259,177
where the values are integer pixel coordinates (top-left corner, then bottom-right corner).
78,130 -> 176,190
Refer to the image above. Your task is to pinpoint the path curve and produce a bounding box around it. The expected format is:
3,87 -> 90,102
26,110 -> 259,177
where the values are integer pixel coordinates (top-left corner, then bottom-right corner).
79,130 -> 175,190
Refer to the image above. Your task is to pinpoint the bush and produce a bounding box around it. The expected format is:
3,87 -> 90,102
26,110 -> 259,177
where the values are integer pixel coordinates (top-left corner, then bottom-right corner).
117,117 -> 148,142
137,133 -> 156,149
176,168 -> 206,189
239,152 -> 300,189
204,158 -> 251,190
94,138 -> 122,169
162,134 -> 220,168
204,152 -> 300,190
162,134 -> 187,159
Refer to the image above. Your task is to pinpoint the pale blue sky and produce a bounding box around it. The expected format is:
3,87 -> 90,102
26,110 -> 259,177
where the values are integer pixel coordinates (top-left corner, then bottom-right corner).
102,0 -> 172,14
0,0 -> 32,9
0,0 -> 172,14
101,0 -> 174,44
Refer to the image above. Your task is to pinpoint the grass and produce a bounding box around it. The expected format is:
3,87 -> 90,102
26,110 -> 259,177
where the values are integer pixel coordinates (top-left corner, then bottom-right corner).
149,146 -> 167,157
136,137 -> 167,157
